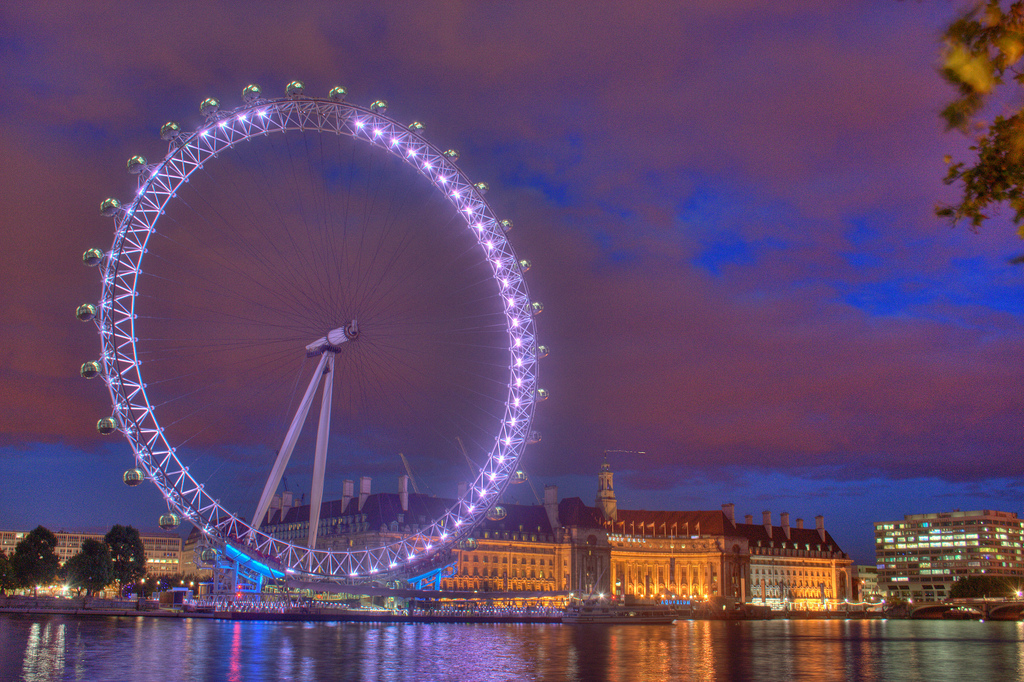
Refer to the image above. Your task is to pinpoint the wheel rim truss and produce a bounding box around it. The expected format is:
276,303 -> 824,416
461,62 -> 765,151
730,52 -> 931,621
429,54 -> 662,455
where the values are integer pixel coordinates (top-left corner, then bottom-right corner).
95,95 -> 539,581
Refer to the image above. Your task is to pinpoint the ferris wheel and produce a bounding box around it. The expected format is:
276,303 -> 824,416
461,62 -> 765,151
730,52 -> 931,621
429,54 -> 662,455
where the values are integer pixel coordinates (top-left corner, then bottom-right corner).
77,81 -> 546,581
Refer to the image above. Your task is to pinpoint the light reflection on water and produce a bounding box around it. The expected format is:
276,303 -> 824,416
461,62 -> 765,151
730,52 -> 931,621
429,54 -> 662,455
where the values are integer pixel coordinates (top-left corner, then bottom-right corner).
0,614 -> 1021,681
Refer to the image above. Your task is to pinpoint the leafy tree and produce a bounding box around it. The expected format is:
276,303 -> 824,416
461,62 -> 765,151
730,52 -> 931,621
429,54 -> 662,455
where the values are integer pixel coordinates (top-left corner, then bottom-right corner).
142,571 -> 204,595
62,539 -> 113,597
104,525 -> 147,587
950,574 -> 1012,598
939,2 -> 1024,243
133,571 -> 203,598
0,550 -> 16,594
11,526 -> 60,595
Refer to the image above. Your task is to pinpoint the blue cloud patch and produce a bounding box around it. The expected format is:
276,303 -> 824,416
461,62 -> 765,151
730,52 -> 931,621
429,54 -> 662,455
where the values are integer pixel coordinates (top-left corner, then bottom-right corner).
693,234 -> 787,276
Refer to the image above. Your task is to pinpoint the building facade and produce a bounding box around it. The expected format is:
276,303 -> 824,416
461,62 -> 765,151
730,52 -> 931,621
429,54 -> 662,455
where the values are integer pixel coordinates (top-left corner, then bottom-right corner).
874,509 -> 1024,600
259,462 -> 854,608
854,565 -> 882,602
599,504 -> 853,607
0,529 -> 182,577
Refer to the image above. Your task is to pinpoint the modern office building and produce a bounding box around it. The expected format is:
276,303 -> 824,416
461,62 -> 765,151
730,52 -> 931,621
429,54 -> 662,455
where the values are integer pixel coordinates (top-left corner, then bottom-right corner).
874,509 -> 1024,600
0,528 -> 183,577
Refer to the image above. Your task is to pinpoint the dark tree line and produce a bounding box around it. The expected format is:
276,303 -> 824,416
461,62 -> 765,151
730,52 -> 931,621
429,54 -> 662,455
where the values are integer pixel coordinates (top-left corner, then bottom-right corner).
0,524 -> 148,597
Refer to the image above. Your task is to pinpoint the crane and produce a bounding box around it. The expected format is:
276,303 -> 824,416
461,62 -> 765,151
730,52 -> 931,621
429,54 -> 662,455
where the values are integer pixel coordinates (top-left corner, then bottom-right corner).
398,452 -> 421,494
454,436 -> 478,476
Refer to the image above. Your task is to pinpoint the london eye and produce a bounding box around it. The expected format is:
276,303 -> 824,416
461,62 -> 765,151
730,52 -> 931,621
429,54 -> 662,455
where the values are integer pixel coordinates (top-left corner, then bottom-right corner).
78,81 -> 544,581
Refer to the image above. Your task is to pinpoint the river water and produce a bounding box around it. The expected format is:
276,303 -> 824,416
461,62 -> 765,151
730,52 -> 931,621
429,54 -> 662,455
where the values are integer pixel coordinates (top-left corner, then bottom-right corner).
0,614 -> 1021,681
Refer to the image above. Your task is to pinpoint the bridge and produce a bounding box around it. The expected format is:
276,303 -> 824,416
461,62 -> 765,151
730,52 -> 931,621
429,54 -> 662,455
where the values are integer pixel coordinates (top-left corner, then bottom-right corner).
909,599 -> 1024,621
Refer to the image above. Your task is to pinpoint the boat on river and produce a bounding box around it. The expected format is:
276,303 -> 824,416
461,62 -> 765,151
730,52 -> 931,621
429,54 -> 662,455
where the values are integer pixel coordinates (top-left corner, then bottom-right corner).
562,598 -> 678,624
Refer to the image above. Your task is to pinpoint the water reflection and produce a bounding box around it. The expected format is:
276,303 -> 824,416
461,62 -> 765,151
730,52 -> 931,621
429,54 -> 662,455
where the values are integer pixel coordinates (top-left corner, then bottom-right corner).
0,615 -> 1021,682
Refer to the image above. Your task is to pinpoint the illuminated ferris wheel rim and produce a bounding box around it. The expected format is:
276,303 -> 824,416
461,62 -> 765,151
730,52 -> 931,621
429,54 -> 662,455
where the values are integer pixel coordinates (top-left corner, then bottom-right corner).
89,83 -> 542,582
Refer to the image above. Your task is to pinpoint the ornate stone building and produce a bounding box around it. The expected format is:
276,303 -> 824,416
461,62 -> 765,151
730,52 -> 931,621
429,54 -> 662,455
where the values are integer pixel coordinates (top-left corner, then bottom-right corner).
593,461 -> 854,608
259,463 -> 854,607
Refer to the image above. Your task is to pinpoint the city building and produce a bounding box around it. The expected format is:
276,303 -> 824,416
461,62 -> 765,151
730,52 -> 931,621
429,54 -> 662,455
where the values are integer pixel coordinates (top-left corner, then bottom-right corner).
874,509 -> 1024,600
0,529 -> 183,577
854,565 -> 882,602
594,460 -> 853,609
182,527 -> 213,579
258,460 -> 854,608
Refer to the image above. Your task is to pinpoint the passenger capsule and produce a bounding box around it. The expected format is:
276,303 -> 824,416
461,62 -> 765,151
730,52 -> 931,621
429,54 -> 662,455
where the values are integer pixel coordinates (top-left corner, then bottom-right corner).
370,99 -> 388,114
536,388 -> 549,401
458,538 -> 477,551
99,198 -> 121,217
473,182 -> 489,195
160,121 -> 181,141
80,361 -> 102,379
198,547 -> 219,563
242,84 -> 262,103
486,505 -> 508,522
76,304 -> 97,322
519,259 -> 532,272
199,97 -> 220,116
126,155 -> 147,174
82,248 -> 104,267
442,149 -> 460,162
500,219 -> 513,233
537,345 -> 549,359
511,469 -> 528,484
527,430 -> 542,444
123,468 -> 145,487
531,301 -> 544,315
96,416 -> 118,435
158,512 -> 181,531
329,86 -> 347,102
407,121 -> 425,133
285,80 -> 305,97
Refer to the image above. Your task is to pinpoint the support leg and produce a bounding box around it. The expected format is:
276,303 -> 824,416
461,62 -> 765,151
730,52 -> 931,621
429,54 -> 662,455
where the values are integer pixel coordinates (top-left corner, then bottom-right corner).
307,354 -> 334,554
252,353 -> 330,527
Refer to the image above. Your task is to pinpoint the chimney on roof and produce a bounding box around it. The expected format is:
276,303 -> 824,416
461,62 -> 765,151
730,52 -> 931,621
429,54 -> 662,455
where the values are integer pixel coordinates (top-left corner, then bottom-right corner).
722,503 -> 735,525
796,518 -> 804,529
744,514 -> 753,524
270,494 -> 281,520
282,490 -> 294,519
815,514 -> 825,542
544,485 -> 559,531
398,475 -> 409,512
457,481 -> 468,501
358,476 -> 371,511
763,510 -> 772,539
342,480 -> 354,511
781,512 -> 791,539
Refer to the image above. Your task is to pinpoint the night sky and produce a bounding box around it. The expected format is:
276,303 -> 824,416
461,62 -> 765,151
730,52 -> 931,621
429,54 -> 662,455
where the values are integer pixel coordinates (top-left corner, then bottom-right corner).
1,2 -> 1021,566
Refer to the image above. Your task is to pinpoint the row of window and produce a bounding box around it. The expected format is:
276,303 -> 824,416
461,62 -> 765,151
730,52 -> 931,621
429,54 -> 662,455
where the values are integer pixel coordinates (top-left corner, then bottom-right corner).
461,567 -> 547,579
466,554 -> 555,566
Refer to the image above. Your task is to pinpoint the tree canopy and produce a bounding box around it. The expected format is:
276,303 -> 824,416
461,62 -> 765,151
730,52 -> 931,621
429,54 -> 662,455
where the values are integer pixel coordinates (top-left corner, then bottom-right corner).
949,574 -> 1012,598
0,551 -> 16,594
11,526 -> 60,592
939,1 -> 1024,241
104,525 -> 147,586
138,571 -> 204,597
61,539 -> 113,596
